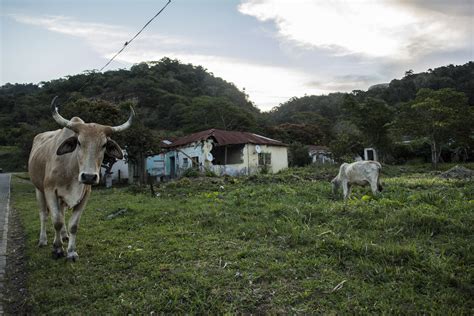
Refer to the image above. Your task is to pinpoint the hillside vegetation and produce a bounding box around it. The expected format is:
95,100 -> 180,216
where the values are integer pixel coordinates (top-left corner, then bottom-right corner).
0,60 -> 473,171
8,164 -> 474,314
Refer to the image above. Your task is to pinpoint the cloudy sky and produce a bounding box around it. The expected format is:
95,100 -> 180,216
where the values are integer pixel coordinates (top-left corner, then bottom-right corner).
1,0 -> 473,111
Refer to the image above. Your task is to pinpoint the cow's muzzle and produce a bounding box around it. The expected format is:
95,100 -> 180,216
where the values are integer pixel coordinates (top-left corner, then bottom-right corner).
80,173 -> 99,185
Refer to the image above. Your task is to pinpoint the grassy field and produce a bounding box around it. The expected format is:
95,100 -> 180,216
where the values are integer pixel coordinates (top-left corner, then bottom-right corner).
9,164 -> 474,314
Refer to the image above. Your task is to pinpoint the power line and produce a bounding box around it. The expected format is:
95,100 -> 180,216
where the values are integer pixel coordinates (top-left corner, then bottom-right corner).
62,0 -> 172,104
99,0 -> 172,72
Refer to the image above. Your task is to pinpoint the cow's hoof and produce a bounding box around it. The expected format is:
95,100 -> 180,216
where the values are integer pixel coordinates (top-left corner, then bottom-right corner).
66,252 -> 79,262
38,240 -> 47,247
61,235 -> 69,243
52,248 -> 65,259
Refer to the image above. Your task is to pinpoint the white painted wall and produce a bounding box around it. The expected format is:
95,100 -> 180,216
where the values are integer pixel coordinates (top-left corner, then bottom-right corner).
101,158 -> 128,182
245,144 -> 288,174
211,144 -> 288,176
175,143 -> 205,176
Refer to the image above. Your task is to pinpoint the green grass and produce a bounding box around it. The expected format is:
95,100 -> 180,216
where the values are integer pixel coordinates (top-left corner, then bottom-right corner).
10,164 -> 474,314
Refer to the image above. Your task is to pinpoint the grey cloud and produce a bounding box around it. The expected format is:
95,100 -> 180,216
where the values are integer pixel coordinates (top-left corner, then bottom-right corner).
305,74 -> 382,92
395,0 -> 474,17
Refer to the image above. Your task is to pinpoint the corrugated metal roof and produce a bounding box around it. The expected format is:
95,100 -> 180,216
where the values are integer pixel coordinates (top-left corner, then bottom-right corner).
308,145 -> 330,152
163,129 -> 287,148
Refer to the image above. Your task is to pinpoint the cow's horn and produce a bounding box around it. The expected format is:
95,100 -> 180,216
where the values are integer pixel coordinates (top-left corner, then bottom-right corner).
110,106 -> 135,133
51,96 -> 74,128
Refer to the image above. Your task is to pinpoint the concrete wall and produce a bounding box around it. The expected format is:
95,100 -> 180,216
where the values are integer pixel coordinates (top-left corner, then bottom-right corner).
246,144 -> 288,174
212,144 -> 288,176
101,154 -> 128,183
146,153 -> 166,176
174,144 -> 205,176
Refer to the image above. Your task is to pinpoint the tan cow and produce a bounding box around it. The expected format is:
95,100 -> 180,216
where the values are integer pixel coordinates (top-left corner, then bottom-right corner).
28,96 -> 134,261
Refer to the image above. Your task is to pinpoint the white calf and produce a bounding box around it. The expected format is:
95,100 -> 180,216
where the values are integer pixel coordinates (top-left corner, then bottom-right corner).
331,161 -> 382,200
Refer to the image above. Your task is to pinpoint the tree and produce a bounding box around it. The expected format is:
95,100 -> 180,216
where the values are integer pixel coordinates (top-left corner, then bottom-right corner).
288,143 -> 312,167
266,123 -> 326,145
119,123 -> 160,185
392,88 -> 473,168
329,120 -> 364,162
342,95 -> 394,159
182,96 -> 257,132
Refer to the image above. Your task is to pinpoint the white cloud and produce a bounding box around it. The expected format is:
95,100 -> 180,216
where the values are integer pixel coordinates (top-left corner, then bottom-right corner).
8,14 -> 193,56
238,0 -> 471,59
9,14 -> 127,50
9,13 -> 331,111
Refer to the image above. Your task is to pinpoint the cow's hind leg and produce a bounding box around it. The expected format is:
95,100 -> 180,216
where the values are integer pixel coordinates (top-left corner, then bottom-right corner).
36,189 -> 48,247
44,190 -> 65,258
370,176 -> 380,196
66,188 -> 90,262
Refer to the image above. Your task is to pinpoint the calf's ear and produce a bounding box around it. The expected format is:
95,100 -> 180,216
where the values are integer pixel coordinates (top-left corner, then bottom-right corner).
106,138 -> 124,159
57,136 -> 78,155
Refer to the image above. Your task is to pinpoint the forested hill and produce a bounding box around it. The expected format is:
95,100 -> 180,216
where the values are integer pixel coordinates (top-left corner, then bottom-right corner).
268,62 -> 474,123
263,62 -> 473,162
0,59 -> 473,170
0,57 -> 259,139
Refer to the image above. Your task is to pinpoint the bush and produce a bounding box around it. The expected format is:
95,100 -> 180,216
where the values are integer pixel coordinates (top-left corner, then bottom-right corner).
289,143 -> 312,167
181,167 -> 200,178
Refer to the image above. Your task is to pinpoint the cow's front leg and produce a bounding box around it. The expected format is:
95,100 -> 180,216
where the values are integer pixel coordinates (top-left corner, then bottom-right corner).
59,202 -> 69,242
35,189 -> 48,247
44,190 -> 65,258
66,188 -> 90,261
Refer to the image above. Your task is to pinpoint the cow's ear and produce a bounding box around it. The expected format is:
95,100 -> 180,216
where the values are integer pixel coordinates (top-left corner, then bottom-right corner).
106,139 -> 123,159
57,136 -> 78,155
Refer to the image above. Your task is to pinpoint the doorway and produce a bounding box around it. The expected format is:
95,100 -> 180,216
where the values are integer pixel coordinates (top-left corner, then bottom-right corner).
169,156 -> 176,178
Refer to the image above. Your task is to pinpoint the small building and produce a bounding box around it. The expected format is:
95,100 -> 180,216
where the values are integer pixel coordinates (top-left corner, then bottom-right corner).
148,129 -> 288,178
101,151 -> 129,186
308,145 -> 334,164
364,147 -> 378,161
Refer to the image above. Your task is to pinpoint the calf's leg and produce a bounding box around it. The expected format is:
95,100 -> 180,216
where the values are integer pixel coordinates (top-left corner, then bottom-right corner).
370,175 -> 381,195
342,180 -> 351,200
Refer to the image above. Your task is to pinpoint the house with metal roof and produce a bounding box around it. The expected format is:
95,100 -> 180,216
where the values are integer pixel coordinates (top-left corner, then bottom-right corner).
307,145 -> 334,164
147,129 -> 288,178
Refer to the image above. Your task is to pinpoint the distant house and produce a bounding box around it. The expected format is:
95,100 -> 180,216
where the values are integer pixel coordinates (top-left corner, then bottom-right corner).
100,150 -> 129,186
147,129 -> 288,179
308,145 -> 334,164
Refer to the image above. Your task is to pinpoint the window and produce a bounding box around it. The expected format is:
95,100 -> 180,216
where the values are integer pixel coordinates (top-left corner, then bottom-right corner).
211,145 -> 244,165
182,157 -> 189,168
258,153 -> 271,165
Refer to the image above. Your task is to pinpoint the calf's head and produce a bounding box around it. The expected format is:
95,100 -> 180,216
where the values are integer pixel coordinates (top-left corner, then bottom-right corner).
331,177 -> 340,195
52,96 -> 134,185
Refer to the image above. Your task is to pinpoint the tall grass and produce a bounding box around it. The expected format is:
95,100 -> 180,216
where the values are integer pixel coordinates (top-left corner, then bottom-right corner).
9,164 -> 474,314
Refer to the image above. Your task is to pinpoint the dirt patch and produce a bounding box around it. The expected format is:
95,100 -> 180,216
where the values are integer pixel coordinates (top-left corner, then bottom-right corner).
439,165 -> 474,180
3,207 -> 31,314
